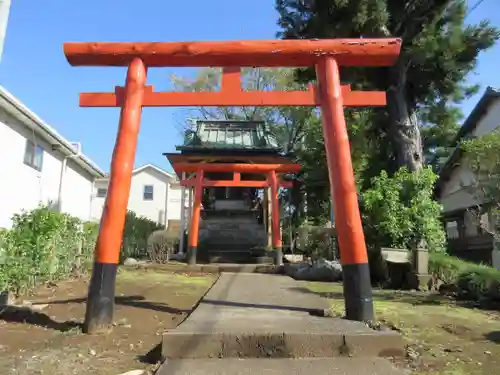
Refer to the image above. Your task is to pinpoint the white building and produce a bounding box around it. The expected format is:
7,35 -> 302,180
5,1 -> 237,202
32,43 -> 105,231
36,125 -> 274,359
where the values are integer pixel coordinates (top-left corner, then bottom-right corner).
436,87 -> 500,266
90,164 -> 185,227
0,86 -> 105,228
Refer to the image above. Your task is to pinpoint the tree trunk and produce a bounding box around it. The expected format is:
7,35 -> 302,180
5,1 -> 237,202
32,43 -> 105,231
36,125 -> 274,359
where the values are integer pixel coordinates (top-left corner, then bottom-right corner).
386,59 -> 423,172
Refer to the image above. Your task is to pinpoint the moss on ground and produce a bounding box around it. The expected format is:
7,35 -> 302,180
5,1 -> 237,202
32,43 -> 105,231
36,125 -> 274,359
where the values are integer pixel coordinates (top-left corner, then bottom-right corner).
305,282 -> 500,375
117,267 -> 216,287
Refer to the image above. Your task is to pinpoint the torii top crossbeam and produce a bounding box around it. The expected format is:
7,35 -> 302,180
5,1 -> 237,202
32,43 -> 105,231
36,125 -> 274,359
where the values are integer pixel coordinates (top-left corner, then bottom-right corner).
63,39 -> 401,67
63,38 -> 402,109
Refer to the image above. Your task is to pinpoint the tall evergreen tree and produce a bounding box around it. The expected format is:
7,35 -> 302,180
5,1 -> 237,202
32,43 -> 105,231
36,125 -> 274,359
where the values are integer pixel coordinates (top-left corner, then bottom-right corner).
276,0 -> 499,172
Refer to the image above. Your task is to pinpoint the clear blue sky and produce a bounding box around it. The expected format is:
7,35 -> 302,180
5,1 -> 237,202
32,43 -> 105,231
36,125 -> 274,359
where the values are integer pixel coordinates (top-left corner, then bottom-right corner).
0,0 -> 498,173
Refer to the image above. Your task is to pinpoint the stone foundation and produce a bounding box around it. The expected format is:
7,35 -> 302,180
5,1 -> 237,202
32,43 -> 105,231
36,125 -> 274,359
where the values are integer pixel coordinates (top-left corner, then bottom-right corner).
199,208 -> 267,263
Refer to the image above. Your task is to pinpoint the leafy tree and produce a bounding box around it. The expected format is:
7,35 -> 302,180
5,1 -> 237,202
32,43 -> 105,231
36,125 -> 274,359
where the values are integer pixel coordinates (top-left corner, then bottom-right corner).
421,102 -> 462,172
462,129 -> 500,240
171,67 -> 313,153
276,0 -> 499,172
296,108 -> 375,223
361,167 -> 446,252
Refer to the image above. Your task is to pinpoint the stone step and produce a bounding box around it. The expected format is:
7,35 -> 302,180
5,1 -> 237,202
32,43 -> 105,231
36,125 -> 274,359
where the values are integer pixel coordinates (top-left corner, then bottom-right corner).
156,358 -> 408,375
200,228 -> 265,235
204,209 -> 258,217
204,253 -> 267,264
201,221 -> 262,229
197,248 -> 265,264
201,238 -> 267,248
207,248 -> 266,253
162,274 -> 404,360
208,255 -> 273,265
161,323 -> 403,359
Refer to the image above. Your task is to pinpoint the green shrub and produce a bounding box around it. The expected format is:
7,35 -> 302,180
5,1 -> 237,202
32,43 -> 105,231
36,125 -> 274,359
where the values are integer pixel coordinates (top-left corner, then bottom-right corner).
429,252 -> 471,284
121,210 -> 163,260
82,221 -> 99,268
0,206 -> 164,295
361,167 -> 446,253
147,229 -> 178,263
429,252 -> 500,301
295,223 -> 338,260
0,205 -> 98,295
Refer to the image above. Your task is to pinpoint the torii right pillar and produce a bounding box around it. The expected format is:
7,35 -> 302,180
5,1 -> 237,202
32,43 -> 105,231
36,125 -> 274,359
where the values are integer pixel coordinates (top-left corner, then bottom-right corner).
316,57 -> 373,321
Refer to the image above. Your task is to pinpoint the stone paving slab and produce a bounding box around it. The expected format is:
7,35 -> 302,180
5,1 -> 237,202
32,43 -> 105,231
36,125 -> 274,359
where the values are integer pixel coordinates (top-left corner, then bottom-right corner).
157,358 -> 409,375
200,272 -> 330,313
162,273 -> 404,359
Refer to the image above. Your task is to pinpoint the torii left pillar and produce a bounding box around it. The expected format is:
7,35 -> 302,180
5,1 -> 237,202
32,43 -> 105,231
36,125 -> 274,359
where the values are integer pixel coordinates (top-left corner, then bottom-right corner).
83,58 -> 146,334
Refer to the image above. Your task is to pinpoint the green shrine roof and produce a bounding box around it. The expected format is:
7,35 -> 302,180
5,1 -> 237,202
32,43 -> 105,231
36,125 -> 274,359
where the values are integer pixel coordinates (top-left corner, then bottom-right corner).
177,120 -> 281,153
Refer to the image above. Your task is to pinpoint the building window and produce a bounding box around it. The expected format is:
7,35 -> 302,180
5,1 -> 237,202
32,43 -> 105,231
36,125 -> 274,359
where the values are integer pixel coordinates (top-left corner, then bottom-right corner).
143,185 -> 154,201
445,221 -> 459,240
23,140 -> 43,171
97,188 -> 107,198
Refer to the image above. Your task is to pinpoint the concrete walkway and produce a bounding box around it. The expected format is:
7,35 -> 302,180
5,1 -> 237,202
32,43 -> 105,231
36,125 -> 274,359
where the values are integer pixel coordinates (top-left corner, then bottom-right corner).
158,273 -> 408,374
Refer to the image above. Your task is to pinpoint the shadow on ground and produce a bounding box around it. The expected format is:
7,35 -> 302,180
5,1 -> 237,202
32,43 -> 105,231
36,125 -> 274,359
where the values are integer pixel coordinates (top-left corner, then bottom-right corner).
138,342 -> 164,364
46,295 -> 192,315
201,299 -> 324,315
0,305 -> 81,332
290,285 -> 462,307
291,282 -> 500,315
0,295 -> 191,332
485,331 -> 500,344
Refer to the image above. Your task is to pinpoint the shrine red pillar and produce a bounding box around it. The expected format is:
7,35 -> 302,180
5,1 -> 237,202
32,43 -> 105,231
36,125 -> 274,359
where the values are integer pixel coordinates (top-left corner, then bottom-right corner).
268,170 -> 283,265
187,170 -> 204,265
84,58 -> 147,333
315,57 -> 374,321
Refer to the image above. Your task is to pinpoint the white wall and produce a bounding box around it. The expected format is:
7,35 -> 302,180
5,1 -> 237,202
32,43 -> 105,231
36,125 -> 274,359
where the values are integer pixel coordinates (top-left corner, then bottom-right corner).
91,166 -> 184,226
91,179 -> 108,222
60,158 -> 95,221
129,168 -> 168,225
167,184 -> 183,222
471,99 -> 500,138
0,108 -> 95,228
439,163 -> 478,213
439,98 -> 500,214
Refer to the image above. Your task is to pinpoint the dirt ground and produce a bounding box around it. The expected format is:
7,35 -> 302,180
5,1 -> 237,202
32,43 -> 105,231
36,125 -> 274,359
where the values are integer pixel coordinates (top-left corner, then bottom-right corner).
0,267 -> 217,375
5,268 -> 499,375
305,282 -> 500,375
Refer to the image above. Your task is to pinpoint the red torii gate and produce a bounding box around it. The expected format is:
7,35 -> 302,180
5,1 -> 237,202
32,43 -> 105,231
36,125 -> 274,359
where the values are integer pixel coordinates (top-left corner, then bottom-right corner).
63,38 -> 402,333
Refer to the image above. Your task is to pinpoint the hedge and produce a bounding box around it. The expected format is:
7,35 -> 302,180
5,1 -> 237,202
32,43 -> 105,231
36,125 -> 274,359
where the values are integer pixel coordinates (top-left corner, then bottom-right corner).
0,205 -> 99,295
121,210 -> 163,260
0,206 -> 164,296
429,252 -> 500,301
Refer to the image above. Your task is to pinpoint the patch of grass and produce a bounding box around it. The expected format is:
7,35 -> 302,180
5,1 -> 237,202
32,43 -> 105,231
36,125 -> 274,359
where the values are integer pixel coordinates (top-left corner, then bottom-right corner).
167,261 -> 186,266
117,268 -> 215,287
304,282 -> 500,375
415,366 -> 469,375
307,282 -> 494,323
306,282 -> 343,295
170,273 -> 216,286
